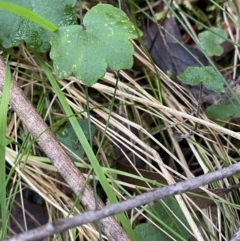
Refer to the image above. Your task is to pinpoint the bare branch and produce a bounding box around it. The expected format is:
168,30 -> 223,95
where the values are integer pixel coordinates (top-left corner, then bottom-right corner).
0,58 -> 130,240
5,161 -> 240,241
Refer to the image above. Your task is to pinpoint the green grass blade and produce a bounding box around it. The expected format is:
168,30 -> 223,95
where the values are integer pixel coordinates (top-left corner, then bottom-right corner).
0,59 -> 11,239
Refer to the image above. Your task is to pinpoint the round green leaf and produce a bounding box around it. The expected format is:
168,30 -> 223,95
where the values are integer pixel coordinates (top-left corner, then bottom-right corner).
205,98 -> 240,123
177,66 -> 225,92
50,3 -> 142,86
199,27 -> 227,56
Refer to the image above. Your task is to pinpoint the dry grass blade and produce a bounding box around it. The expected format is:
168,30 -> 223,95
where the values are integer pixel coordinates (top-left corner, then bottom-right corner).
0,57 -> 130,241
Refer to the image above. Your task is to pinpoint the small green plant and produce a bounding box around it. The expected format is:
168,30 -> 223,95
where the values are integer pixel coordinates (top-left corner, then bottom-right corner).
51,4 -> 141,86
134,197 -> 191,241
177,65 -> 240,123
198,27 -> 227,57
177,25 -> 240,124
56,119 -> 95,160
205,98 -> 240,124
177,66 -> 225,92
0,1 -> 141,85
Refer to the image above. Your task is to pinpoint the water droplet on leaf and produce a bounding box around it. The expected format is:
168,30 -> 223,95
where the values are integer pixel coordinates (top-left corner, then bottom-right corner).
59,128 -> 68,137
